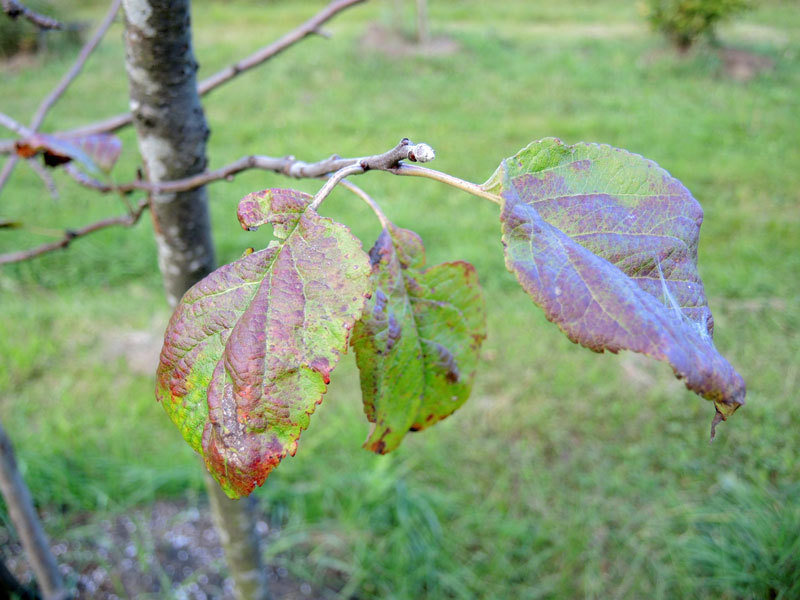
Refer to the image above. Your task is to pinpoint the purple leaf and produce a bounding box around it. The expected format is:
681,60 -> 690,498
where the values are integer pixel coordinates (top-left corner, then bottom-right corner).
485,138 -> 745,435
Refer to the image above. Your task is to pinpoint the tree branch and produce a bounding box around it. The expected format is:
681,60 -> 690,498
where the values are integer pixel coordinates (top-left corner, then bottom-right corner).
387,163 -> 502,205
66,139 -> 436,195
0,198 -> 148,265
197,0 -> 365,96
309,163 -> 364,210
1,138 -> 491,266
0,111 -> 33,138
0,0 -> 367,147
29,0 -> 122,132
25,158 -> 59,199
0,156 -> 19,192
0,0 -> 121,196
1,0 -> 64,30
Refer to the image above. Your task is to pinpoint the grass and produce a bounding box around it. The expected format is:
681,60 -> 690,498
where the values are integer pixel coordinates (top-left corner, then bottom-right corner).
2,0 -> 800,597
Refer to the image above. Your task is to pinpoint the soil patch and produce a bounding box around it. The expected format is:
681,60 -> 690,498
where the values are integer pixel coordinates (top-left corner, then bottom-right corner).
2,500 -> 321,599
360,23 -> 459,58
720,47 -> 774,82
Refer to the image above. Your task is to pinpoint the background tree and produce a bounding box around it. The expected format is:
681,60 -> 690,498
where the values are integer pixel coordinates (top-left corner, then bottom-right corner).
640,0 -> 752,52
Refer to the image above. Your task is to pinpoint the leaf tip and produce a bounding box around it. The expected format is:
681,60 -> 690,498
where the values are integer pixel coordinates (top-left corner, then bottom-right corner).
363,424 -> 395,455
709,409 -> 725,442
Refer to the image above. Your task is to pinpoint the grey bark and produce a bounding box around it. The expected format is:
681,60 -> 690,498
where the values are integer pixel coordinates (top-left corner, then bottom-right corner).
122,0 -> 214,307
121,2 -> 269,598
0,423 -> 67,600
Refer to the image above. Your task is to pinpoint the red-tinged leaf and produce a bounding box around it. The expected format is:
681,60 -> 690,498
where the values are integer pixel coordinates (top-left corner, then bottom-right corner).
156,189 -> 371,498
484,138 -> 745,434
15,132 -> 122,173
237,188 -> 311,238
351,225 -> 486,454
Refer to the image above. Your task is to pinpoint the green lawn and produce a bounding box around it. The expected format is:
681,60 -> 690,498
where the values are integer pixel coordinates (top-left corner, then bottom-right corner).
2,0 -> 799,598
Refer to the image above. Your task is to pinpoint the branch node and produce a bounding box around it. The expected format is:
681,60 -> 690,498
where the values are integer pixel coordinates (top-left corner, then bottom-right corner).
287,161 -> 307,178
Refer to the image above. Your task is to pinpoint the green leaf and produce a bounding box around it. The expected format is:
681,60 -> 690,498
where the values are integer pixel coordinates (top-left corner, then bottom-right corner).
156,189 -> 371,498
486,138 -> 745,434
351,225 -> 486,454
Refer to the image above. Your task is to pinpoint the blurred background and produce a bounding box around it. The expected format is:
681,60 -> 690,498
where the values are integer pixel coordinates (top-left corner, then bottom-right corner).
1,0 -> 799,597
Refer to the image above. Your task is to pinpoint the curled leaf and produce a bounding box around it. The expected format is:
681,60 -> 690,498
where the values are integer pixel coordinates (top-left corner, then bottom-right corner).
156,189 -> 371,497
351,225 -> 486,454
237,188 -> 312,238
485,138 -> 745,431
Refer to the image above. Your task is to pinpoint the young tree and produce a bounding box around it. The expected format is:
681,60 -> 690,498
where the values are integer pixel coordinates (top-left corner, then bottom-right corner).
0,0 -> 746,597
641,0 -> 752,52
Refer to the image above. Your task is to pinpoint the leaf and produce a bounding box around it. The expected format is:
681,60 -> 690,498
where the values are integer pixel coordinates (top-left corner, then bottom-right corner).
15,132 -> 122,173
71,134 -> 123,172
351,225 -> 486,454
156,189 -> 371,498
237,188 -> 311,238
485,138 -> 745,433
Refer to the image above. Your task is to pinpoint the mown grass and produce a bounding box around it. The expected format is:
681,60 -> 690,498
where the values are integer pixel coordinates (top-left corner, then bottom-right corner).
1,0 -> 799,597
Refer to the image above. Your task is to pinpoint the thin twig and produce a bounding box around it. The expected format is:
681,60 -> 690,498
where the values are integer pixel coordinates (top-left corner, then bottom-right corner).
0,198 -> 148,265
1,0 -> 64,30
0,0 -> 121,196
25,158 -> 59,199
29,0 -> 121,131
198,0 -> 365,96
0,156 -> 19,192
0,0 -> 367,147
337,177 -> 390,229
0,111 -> 33,138
387,163 -> 502,205
309,163 -> 364,211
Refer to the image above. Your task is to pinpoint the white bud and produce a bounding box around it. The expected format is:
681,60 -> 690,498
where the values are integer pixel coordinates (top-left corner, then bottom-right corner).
410,143 -> 435,163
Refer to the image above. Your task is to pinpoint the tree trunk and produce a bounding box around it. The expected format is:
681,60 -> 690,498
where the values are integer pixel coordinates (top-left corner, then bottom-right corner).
121,2 -> 269,598
0,423 -> 67,600
205,473 -> 270,600
121,0 -> 214,305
